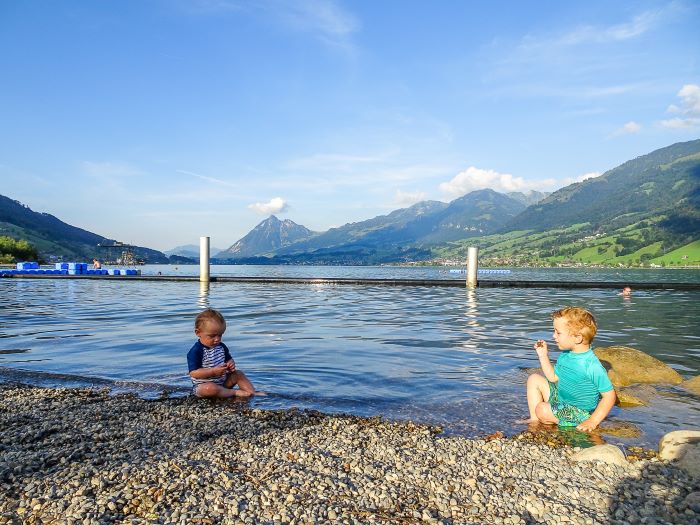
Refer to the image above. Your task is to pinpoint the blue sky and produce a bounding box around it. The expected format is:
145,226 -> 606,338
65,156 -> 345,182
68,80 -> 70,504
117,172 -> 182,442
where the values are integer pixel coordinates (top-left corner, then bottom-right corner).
1,0 -> 698,251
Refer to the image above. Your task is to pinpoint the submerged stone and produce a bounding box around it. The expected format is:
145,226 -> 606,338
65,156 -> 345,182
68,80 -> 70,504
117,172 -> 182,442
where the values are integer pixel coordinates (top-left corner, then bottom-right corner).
598,420 -> 642,439
682,375 -> 700,396
616,384 -> 658,407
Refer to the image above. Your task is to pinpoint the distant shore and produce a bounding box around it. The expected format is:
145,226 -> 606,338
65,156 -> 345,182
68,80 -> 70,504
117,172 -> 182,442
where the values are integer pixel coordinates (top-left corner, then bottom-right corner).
1,383 -> 696,525
2,262 -> 700,270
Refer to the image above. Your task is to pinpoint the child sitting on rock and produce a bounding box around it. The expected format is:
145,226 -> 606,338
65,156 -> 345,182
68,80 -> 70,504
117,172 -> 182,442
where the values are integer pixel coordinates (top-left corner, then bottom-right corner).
525,307 -> 616,432
187,308 -> 260,398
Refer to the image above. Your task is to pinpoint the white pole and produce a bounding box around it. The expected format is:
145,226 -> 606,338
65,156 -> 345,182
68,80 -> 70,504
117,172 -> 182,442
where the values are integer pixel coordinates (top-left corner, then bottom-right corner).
200,236 -> 210,283
466,246 -> 479,288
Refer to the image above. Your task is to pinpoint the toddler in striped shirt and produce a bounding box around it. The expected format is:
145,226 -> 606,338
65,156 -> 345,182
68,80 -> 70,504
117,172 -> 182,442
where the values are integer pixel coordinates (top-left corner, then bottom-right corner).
187,308 -> 259,398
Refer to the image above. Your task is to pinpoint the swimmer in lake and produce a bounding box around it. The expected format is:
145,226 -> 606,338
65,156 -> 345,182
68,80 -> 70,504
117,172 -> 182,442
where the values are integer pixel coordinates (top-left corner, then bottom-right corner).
618,286 -> 632,297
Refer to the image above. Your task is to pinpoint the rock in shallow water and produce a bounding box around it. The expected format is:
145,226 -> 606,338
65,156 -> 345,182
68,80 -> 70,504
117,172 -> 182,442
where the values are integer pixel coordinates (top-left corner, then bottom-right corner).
594,346 -> 683,386
683,375 -> 700,396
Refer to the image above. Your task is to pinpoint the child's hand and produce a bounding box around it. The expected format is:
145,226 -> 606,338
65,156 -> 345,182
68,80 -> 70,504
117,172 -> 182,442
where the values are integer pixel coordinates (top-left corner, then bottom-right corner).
225,359 -> 236,372
534,340 -> 548,357
213,364 -> 228,377
576,418 -> 599,432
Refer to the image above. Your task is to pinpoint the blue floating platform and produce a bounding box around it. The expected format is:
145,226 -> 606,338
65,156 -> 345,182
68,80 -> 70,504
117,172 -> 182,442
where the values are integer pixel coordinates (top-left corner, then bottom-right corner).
449,268 -> 512,274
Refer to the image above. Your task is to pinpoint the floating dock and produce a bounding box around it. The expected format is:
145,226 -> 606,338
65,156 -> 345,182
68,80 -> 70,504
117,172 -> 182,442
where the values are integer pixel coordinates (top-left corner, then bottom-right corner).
1,272 -> 699,290
2,262 -> 141,277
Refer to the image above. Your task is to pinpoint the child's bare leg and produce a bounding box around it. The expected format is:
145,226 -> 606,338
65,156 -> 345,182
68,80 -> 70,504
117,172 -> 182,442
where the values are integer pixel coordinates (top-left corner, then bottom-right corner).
526,374 -> 550,421
534,401 -> 558,425
195,382 -> 238,399
224,370 -> 255,396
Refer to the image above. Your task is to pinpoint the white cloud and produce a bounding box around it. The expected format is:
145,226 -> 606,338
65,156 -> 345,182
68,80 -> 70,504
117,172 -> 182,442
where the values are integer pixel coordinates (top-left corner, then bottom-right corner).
182,0 -> 359,52
612,121 -> 642,136
516,6 -> 670,55
660,117 -> 700,129
248,197 -> 288,215
557,171 -> 601,187
273,0 -> 360,50
578,171 -> 601,182
558,11 -> 660,46
660,84 -> 700,128
394,190 -> 427,207
439,167 -> 527,198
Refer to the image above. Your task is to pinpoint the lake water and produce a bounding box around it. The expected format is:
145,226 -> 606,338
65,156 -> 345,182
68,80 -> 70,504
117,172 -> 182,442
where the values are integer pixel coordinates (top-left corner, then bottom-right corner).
144,264 -> 700,283
1,265 -> 699,448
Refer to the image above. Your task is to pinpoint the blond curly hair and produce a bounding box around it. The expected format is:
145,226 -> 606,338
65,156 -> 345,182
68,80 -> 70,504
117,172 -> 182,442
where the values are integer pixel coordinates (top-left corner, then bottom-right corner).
551,307 -> 597,344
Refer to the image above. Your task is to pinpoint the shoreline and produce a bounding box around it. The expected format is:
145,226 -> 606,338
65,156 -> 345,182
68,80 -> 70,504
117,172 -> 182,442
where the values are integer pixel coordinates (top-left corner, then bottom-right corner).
1,384 -> 697,525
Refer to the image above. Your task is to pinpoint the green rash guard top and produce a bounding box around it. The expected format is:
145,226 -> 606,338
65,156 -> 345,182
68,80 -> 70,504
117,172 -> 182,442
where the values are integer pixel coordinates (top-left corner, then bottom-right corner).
553,348 -> 614,412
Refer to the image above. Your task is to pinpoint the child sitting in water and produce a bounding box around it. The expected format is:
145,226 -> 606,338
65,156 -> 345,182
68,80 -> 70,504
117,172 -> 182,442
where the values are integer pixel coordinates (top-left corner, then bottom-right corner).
187,308 -> 260,398
525,307 -> 616,432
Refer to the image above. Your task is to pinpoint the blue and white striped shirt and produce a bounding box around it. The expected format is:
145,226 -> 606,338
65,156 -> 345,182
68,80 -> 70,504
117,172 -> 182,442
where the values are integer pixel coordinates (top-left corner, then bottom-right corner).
187,341 -> 233,386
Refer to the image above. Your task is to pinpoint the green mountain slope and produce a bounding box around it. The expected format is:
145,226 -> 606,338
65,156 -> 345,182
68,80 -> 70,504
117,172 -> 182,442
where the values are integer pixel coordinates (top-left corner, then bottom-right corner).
506,139 -> 700,233
437,140 -> 700,267
0,195 -> 170,263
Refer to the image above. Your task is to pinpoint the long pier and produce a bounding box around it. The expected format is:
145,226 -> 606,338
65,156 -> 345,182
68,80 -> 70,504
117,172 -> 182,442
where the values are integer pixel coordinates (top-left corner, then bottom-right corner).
2,273 -> 700,290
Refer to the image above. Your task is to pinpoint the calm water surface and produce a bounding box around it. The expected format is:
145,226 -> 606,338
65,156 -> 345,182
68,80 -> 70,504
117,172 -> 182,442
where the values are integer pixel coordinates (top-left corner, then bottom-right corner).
145,264 -> 700,283
1,266 -> 699,448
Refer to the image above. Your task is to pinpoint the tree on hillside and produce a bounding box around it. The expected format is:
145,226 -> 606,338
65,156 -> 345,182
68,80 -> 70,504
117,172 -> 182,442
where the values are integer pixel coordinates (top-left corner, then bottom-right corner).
0,236 -> 39,263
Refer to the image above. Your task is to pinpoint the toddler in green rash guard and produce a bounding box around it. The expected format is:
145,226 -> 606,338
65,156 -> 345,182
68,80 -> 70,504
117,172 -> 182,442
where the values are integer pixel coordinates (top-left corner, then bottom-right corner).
525,307 -> 616,432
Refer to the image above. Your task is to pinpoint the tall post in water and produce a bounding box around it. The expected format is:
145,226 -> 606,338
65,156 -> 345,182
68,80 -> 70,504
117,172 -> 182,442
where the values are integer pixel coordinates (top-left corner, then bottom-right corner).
200,236 -> 210,283
466,246 -> 479,288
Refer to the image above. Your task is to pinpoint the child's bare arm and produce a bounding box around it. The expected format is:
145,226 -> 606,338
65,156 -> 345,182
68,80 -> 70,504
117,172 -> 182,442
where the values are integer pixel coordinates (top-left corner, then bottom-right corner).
189,364 -> 228,380
534,340 -> 558,382
576,389 -> 616,432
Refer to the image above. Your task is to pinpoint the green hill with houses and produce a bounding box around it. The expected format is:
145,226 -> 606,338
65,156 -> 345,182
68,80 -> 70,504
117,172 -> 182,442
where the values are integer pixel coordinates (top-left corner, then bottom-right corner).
435,140 -> 700,267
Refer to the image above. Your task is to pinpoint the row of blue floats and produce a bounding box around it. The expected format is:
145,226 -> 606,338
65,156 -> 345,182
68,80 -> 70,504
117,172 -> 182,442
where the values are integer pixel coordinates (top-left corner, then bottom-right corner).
1,262 -> 141,276
448,268 -> 512,274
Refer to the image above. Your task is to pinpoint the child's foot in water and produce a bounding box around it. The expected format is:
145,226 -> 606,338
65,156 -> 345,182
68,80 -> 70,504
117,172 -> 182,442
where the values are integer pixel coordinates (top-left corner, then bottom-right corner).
515,417 -> 540,425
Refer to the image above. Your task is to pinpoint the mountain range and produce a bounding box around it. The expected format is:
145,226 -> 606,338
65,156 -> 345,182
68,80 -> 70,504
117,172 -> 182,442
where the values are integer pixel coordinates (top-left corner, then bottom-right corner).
215,190 -> 535,264
1,140 -> 698,266
214,140 -> 700,266
165,244 -> 225,259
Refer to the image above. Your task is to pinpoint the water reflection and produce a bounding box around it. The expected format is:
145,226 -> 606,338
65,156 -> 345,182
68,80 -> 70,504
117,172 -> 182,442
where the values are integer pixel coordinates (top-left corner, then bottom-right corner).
198,281 -> 210,308
463,289 -> 479,328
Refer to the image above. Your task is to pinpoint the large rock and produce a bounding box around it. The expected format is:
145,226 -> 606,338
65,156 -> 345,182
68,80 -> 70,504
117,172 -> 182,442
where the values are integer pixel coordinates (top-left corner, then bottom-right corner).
597,420 -> 642,438
571,444 -> 628,466
683,375 -> 700,396
615,384 -> 657,407
659,430 -> 700,478
594,346 -> 683,387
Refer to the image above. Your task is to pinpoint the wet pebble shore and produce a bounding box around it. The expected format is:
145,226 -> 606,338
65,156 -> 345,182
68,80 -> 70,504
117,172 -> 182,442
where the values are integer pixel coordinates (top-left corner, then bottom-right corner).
1,384 -> 698,525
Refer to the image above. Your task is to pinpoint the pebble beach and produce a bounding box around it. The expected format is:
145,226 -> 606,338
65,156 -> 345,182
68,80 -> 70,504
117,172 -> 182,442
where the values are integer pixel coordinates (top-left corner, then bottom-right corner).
1,384 -> 698,525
